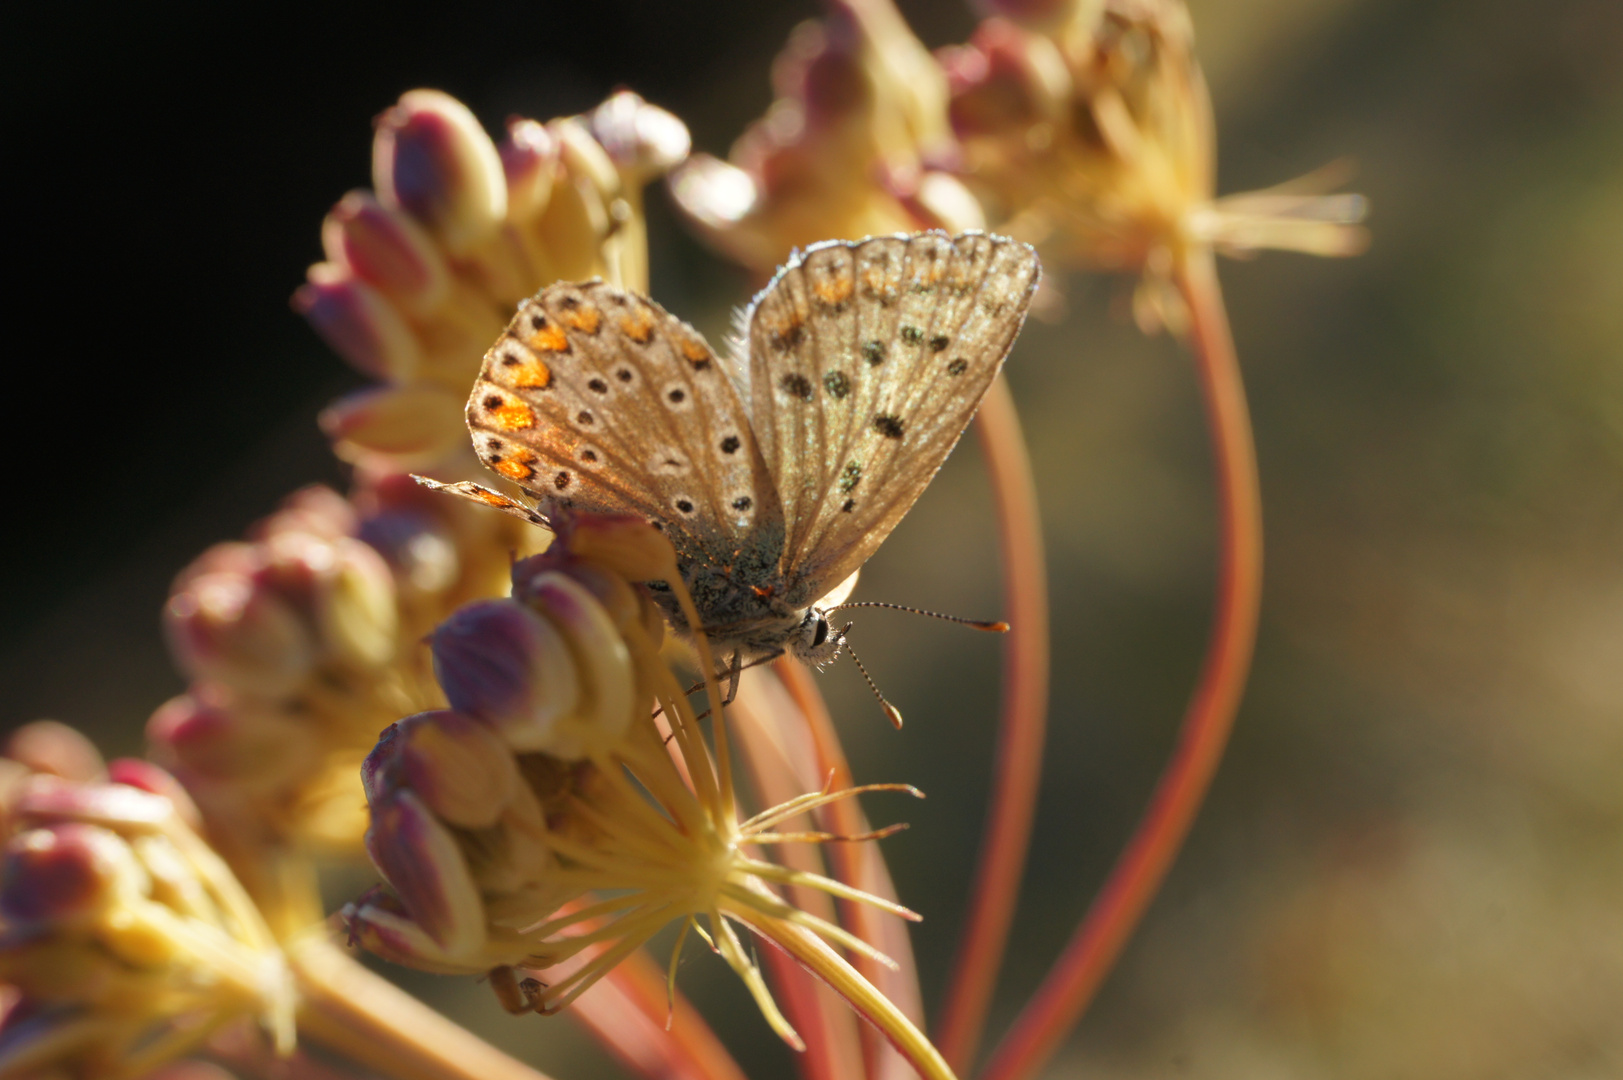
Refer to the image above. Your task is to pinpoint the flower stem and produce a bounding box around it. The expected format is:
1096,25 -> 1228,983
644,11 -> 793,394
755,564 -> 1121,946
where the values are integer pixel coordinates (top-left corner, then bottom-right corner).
978,247 -> 1262,1080
934,373 -> 1051,1073
287,935 -> 556,1080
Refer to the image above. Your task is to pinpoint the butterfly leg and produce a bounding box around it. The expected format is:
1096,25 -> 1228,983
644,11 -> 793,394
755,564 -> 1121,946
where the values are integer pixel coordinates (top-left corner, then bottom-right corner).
722,650 -> 743,706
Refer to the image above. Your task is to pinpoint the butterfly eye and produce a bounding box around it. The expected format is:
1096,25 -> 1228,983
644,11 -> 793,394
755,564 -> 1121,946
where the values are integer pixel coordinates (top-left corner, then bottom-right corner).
810,616 -> 829,649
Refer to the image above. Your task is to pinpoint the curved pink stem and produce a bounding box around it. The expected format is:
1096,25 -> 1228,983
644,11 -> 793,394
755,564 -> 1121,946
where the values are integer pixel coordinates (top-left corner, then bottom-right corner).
979,248 -> 1262,1080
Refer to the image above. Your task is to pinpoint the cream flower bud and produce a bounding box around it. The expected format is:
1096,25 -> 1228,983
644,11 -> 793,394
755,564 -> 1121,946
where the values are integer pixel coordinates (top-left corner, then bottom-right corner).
430,600 -> 581,754
373,89 -> 507,255
319,385 -> 470,466
251,484 -> 359,543
589,91 -> 691,181
5,722 -> 105,784
164,571 -> 316,697
315,537 -> 398,669
501,118 -> 558,225
321,190 -> 451,316
519,573 -> 635,760
147,691 -> 317,789
292,262 -> 422,382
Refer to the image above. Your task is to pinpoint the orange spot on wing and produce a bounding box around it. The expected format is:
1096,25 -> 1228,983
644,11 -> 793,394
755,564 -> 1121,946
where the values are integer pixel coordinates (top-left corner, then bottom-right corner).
562,303 -> 601,334
511,359 -> 551,388
474,489 -> 521,508
678,336 -> 712,365
813,275 -> 854,306
751,584 -> 774,599
527,324 -> 569,352
491,400 -> 536,431
619,307 -> 655,343
493,449 -> 537,482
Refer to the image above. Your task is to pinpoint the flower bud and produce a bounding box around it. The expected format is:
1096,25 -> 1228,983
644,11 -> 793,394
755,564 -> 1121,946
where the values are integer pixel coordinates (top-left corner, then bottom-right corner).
521,573 -> 635,760
293,263 -> 422,382
501,118 -> 558,224
588,92 -> 691,181
105,760 -> 202,833
164,571 -> 316,697
251,484 -> 359,543
322,190 -> 451,316
147,693 -> 317,789
365,710 -> 518,830
373,90 -> 507,255
14,774 -> 175,832
315,538 -> 399,669
359,506 -> 460,598
943,19 -> 1070,137
319,385 -> 471,466
364,789 -> 486,955
430,600 -> 581,754
0,823 -> 139,928
4,722 -> 105,783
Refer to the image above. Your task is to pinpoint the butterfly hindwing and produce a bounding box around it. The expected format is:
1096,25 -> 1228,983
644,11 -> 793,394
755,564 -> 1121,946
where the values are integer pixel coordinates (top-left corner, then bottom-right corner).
467,280 -> 784,574
744,231 -> 1040,604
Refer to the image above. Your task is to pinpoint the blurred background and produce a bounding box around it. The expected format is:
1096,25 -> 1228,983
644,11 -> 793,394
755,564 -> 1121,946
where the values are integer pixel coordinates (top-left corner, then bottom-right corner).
4,0 -> 1622,1077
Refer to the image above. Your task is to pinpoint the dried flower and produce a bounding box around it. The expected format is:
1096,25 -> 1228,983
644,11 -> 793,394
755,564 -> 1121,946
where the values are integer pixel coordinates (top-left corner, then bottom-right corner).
941,0 -> 1368,330
670,0 -> 983,271
296,89 -> 690,468
346,514 -> 928,1055
0,726 -> 292,1080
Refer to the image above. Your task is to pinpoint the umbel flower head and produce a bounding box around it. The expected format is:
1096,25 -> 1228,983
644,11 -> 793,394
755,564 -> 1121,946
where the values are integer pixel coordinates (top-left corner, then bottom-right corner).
0,724 -> 292,1079
940,0 -> 1369,330
669,0 -> 985,271
345,512 -> 933,1058
295,89 -> 690,469
148,475 -> 540,880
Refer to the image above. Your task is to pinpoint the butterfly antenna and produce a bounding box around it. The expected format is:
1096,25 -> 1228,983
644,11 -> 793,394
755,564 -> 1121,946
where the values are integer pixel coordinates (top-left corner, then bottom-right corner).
826,601 -> 1010,633
842,634 -> 905,729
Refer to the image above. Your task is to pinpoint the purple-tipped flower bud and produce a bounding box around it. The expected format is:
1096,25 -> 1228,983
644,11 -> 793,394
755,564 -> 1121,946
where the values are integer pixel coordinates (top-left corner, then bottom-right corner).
501,119 -> 558,225
0,823 -> 137,927
589,92 -> 691,181
293,263 -> 422,383
165,571 -> 316,697
430,600 -> 581,754
321,190 -> 451,316
364,789 -> 485,955
373,90 -> 507,255
364,710 -> 518,830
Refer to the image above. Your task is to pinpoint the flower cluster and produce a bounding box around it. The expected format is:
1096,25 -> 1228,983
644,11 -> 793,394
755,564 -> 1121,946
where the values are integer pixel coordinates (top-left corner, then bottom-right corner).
148,476 -> 538,879
669,0 -> 985,270
295,89 -> 690,469
940,0 -> 1368,329
0,724 -> 292,1079
346,513 -> 924,1052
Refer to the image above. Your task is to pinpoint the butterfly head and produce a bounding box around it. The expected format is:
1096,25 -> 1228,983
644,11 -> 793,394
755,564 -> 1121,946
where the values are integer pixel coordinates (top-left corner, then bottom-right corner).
791,608 -> 849,668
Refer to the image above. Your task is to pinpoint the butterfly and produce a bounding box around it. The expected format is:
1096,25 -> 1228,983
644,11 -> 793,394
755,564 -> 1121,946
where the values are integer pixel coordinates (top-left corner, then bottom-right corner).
422,230 -> 1040,685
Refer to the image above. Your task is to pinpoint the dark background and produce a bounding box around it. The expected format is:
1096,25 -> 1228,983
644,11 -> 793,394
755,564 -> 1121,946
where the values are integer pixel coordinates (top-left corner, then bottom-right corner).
5,1 -> 1623,1077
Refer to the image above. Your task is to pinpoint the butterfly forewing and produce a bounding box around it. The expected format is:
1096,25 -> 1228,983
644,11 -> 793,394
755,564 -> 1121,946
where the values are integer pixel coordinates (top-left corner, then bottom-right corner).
744,231 -> 1040,603
467,280 -> 784,573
